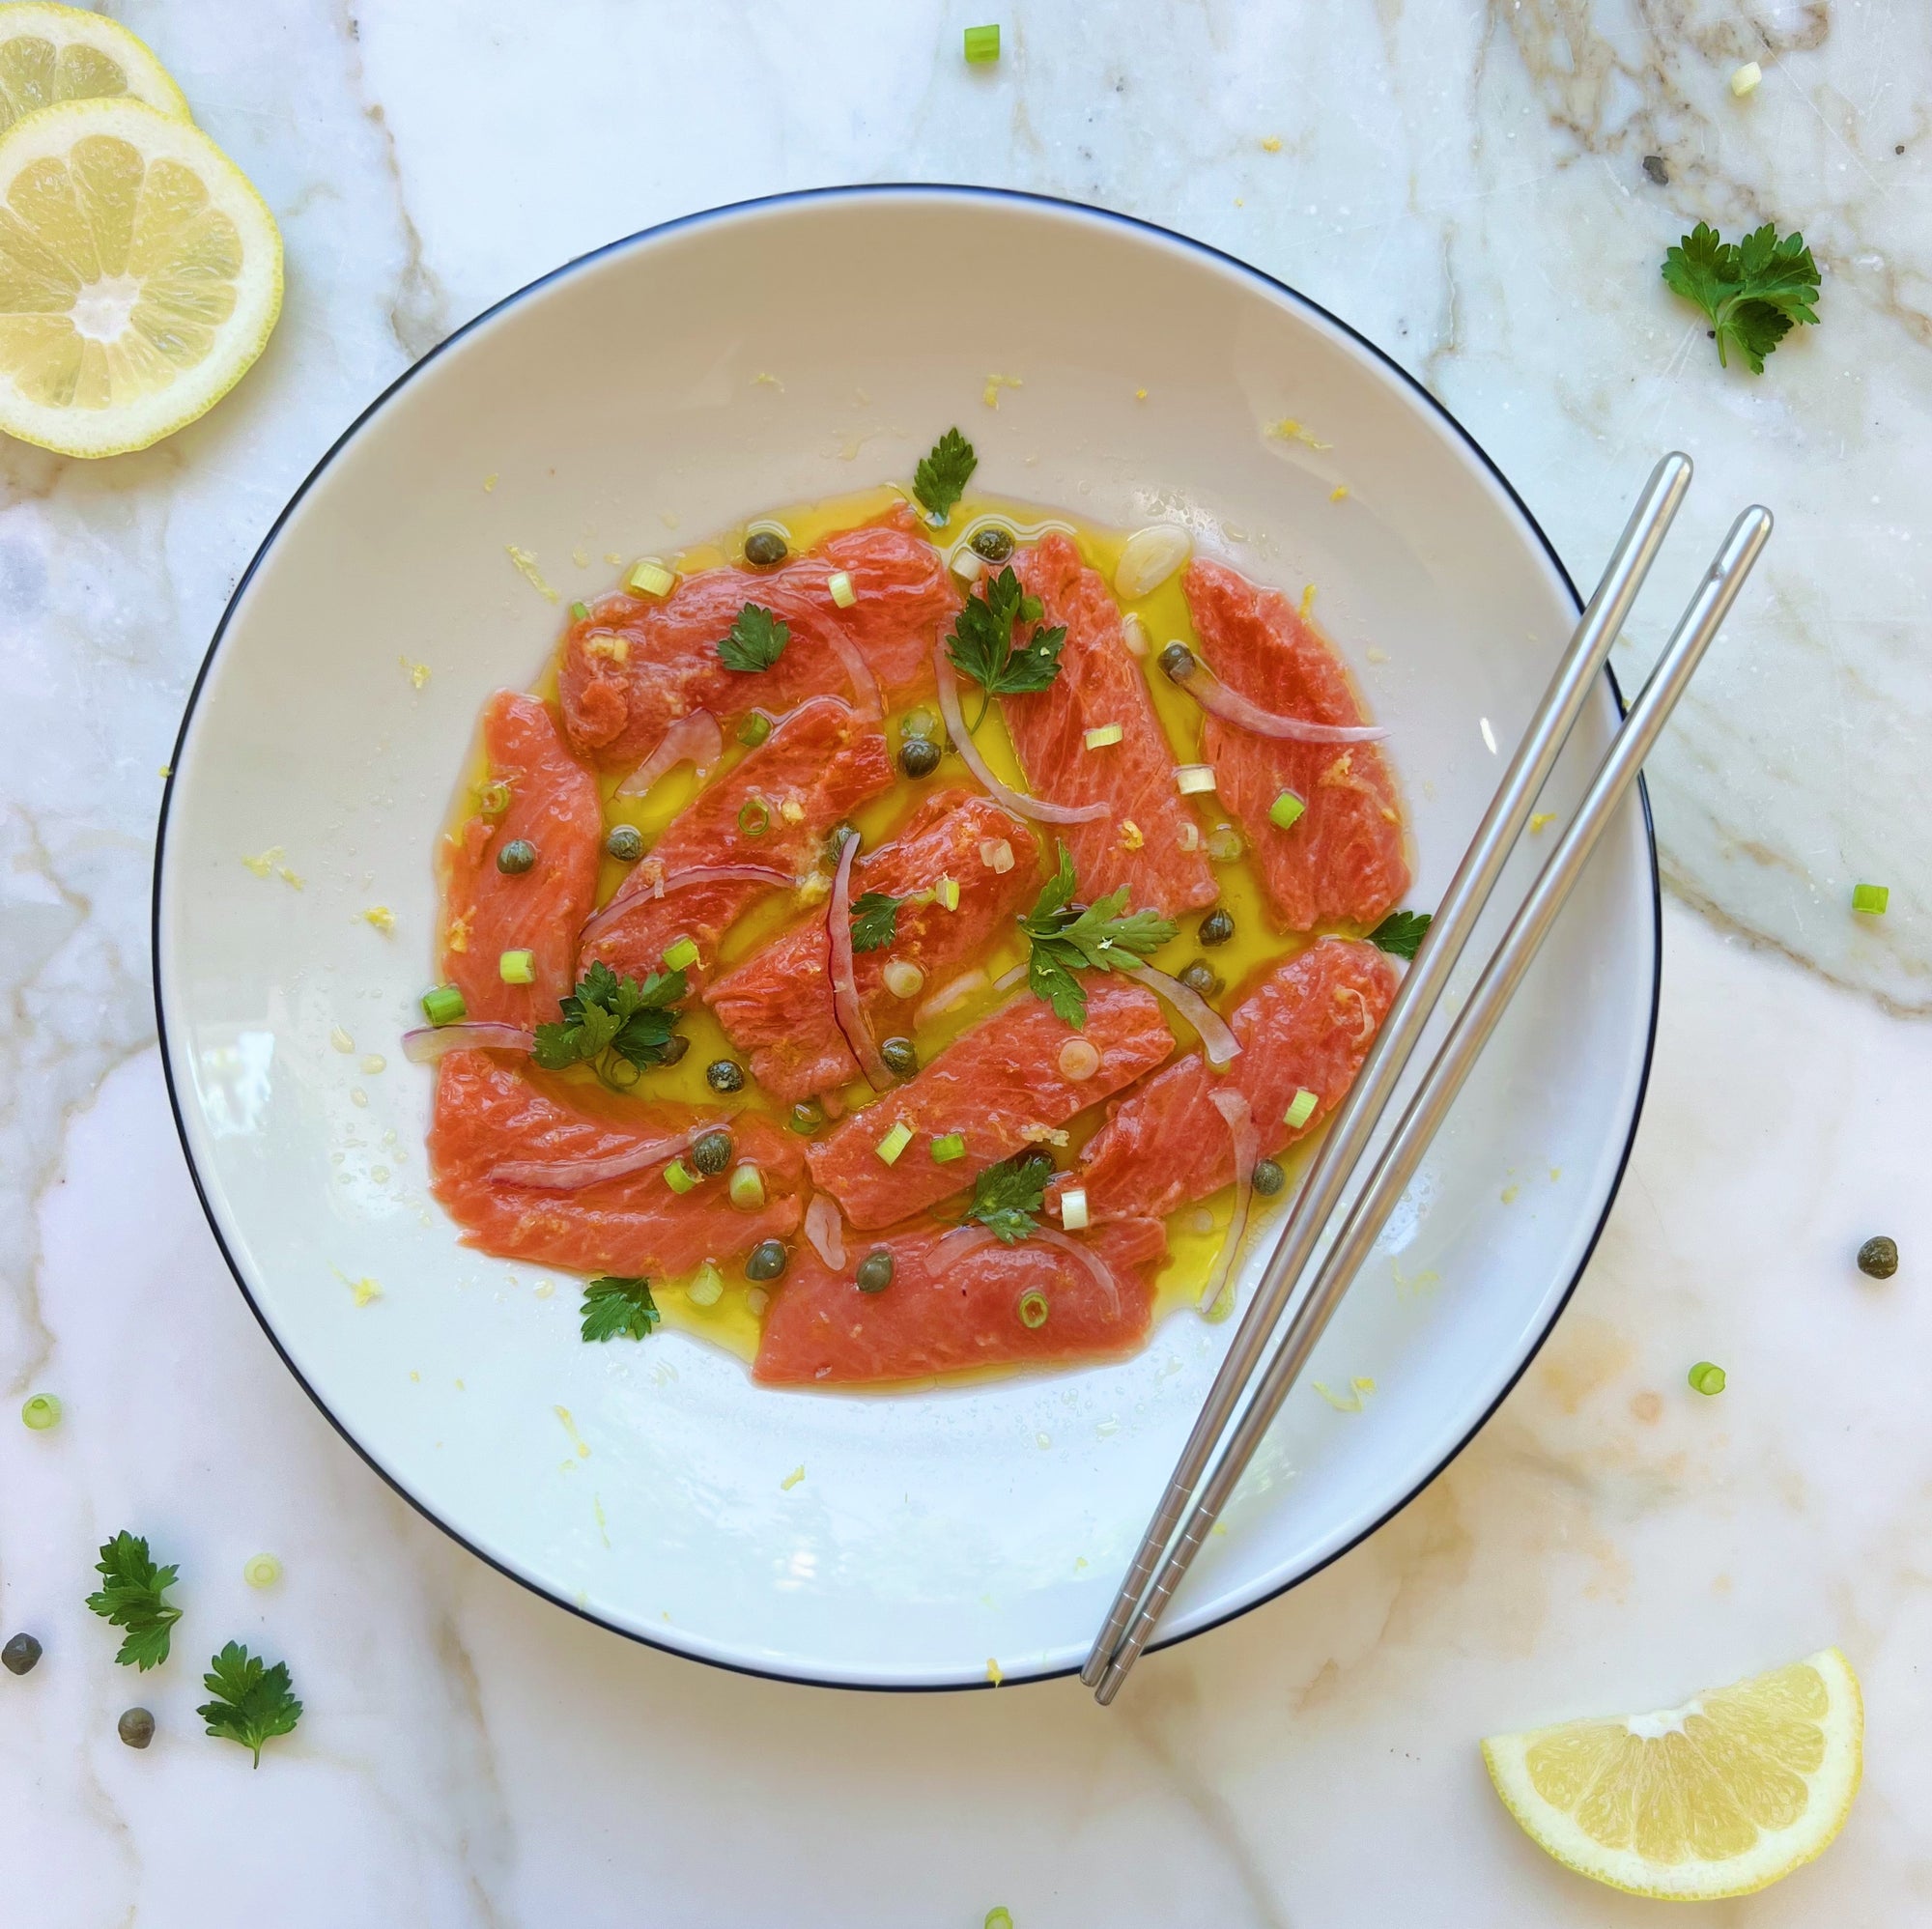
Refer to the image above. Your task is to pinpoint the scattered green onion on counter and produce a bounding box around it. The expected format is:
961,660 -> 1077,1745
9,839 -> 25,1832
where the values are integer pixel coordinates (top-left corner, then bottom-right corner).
1688,1361 -> 1727,1397
1852,882 -> 1889,916
964,23 -> 1001,63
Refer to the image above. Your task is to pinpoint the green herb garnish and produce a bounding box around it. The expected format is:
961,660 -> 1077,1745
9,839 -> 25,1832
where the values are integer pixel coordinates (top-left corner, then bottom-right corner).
964,1153 -> 1051,1245
580,1275 -> 662,1343
1366,910 -> 1432,960
945,565 -> 1067,728
1662,222 -> 1821,374
717,603 -> 789,672
85,1531 -> 182,1672
913,425 -> 977,522
531,960 -> 688,1083
1017,843 -> 1176,1028
850,890 -> 907,953
198,1641 -> 302,1767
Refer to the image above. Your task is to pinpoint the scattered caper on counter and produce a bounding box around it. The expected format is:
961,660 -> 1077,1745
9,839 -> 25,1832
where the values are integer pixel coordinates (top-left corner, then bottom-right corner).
2,1632 -> 42,1676
746,1239 -> 789,1282
971,525 -> 1015,563
1179,961 -> 1223,999
744,528 -> 788,568
898,736 -> 942,780
691,1130 -> 734,1177
706,1059 -> 746,1094
856,1249 -> 895,1294
605,824 -> 644,864
118,1707 -> 155,1749
496,838 -> 536,875
1858,1235 -> 1899,1280
1199,907 -> 1236,948
1251,1159 -> 1287,1198
880,1036 -> 920,1080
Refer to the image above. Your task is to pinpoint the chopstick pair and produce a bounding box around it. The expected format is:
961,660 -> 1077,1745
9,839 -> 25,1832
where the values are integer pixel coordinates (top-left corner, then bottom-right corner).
1085,454 -> 1772,1705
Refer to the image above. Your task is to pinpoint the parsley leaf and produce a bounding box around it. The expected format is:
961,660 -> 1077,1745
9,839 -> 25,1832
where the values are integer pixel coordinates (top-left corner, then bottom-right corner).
717,603 -> 789,672
1662,222 -> 1821,374
913,426 -> 977,522
198,1641 -> 302,1768
964,1152 -> 1052,1245
581,1275 -> 661,1343
849,890 -> 907,953
1016,844 -> 1178,1028
85,1531 -> 183,1672
532,961 -> 688,1079
944,566 -> 1067,724
1367,910 -> 1433,959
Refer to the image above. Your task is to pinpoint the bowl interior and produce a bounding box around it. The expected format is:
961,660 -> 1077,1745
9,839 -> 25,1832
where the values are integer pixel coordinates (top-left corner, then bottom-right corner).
157,189 -> 1654,1687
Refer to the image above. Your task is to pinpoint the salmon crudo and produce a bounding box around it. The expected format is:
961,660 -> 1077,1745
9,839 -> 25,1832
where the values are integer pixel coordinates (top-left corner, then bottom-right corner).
414,429 -> 1427,1388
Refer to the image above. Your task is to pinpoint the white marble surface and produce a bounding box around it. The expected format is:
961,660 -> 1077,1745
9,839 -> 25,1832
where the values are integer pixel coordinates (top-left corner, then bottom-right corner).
3,3 -> 1928,1920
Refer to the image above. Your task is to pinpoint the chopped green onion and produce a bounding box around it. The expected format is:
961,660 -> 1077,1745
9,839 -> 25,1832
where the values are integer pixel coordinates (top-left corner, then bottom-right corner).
497,949 -> 535,984
1284,1088 -> 1318,1131
243,1554 -> 281,1589
738,712 -> 772,748
930,1132 -> 967,1164
1689,1360 -> 1727,1396
569,600 -> 590,620
1269,789 -> 1307,831
1852,882 -> 1889,916
827,570 -> 856,609
1175,763 -> 1218,795
728,1163 -> 767,1211
875,1121 -> 914,1166
738,798 -> 770,837
663,1159 -> 698,1195
937,876 -> 960,911
421,983 -> 468,1028
627,558 -> 676,598
1016,1289 -> 1049,1329
1060,1185 -> 1090,1232
20,1394 -> 61,1432
1207,824 -> 1243,863
477,780 -> 512,817
686,1262 -> 724,1308
663,938 -> 700,972
964,23 -> 1001,62
1083,723 -> 1123,751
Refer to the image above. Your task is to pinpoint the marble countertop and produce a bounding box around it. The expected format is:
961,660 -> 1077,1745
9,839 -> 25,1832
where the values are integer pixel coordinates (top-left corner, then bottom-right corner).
3,3 -> 1927,1921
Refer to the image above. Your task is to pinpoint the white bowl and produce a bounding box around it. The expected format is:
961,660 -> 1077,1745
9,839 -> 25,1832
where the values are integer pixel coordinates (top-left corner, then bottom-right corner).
155,187 -> 1657,1688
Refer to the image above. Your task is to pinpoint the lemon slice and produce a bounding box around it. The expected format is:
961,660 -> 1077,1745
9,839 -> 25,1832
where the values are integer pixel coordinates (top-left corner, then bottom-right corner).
1483,1647 -> 1861,1900
0,96 -> 280,457
0,3 -> 189,134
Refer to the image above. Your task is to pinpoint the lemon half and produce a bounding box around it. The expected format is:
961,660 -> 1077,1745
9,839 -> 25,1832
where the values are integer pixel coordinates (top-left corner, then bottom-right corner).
1483,1647 -> 1862,1901
0,96 -> 280,456
0,3 -> 189,133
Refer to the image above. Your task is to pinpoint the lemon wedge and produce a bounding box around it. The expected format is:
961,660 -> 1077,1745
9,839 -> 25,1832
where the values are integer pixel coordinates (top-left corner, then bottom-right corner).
0,96 -> 280,457
1482,1647 -> 1861,1900
0,3 -> 189,133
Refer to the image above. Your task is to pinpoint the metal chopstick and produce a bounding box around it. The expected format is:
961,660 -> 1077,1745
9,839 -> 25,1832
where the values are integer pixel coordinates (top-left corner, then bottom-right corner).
1094,502 -> 1774,1702
1079,453 -> 1694,1689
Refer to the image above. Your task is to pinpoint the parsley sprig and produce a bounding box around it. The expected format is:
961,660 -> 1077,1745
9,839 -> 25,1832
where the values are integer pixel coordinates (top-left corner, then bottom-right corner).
1367,910 -> 1433,959
198,1641 -> 302,1768
1662,222 -> 1821,374
532,961 -> 688,1087
850,890 -> 907,953
580,1275 -> 661,1343
913,426 -> 977,523
1018,844 -> 1176,1029
963,1151 -> 1053,1245
944,566 -> 1067,730
85,1531 -> 183,1672
718,603 -> 789,672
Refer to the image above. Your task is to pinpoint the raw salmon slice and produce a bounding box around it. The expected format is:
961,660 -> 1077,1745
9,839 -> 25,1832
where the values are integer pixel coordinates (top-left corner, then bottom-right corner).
580,695 -> 895,991
558,503 -> 959,771
439,691 -> 603,1028
1048,938 -> 1398,1225
1183,558 -> 1409,931
703,790 -> 1041,1105
753,1215 -> 1167,1384
999,533 -> 1218,917
429,1049 -> 803,1277
805,979 -> 1174,1230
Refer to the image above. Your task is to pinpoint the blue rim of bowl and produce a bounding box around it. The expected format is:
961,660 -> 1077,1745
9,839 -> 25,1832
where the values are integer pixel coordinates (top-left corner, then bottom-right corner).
152,182 -> 1662,1693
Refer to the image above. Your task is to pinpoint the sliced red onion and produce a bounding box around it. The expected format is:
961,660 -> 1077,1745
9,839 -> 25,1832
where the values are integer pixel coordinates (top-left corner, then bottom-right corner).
930,1224 -> 999,1273
804,1193 -> 846,1269
822,627 -> 883,720
614,709 -> 723,798
402,1023 -> 533,1064
487,1120 -> 724,1191
1201,1090 -> 1258,1313
1173,658 -> 1386,744
579,862 -> 794,950
1121,962 -> 1242,1068
914,967 -> 987,1027
1036,1227 -> 1120,1318
828,831 -> 893,1091
990,961 -> 1028,993
933,644 -> 1109,825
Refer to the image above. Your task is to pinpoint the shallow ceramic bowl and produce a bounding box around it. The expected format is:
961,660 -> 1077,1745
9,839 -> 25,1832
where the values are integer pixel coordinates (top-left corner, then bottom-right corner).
155,187 -> 1657,1688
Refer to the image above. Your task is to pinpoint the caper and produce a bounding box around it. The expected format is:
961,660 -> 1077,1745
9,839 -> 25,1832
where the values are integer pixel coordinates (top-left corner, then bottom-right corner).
824,823 -> 859,863
705,1058 -> 746,1094
1199,907 -> 1236,948
1251,1159 -> 1287,1198
746,1238 -> 789,1282
971,525 -> 1015,563
691,1129 -> 733,1176
496,838 -> 537,874
744,528 -> 788,568
1179,960 -> 1223,998
788,1098 -> 825,1135
657,1035 -> 690,1068
118,1707 -> 155,1749
856,1249 -> 895,1294
1013,1147 -> 1056,1181
1159,641 -> 1197,683
1858,1235 -> 1899,1280
2,1632 -> 42,1676
898,736 -> 942,780
880,1036 -> 920,1080
606,823 -> 645,863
